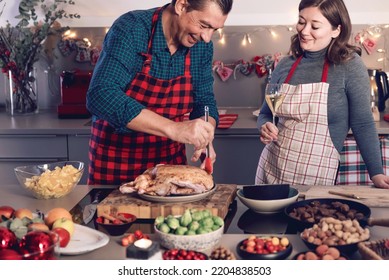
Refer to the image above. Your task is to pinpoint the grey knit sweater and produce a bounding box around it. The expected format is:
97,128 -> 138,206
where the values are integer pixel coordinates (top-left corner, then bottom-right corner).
257,48 -> 383,178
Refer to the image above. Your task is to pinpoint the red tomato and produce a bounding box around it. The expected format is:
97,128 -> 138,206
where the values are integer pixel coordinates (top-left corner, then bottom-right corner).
245,246 -> 255,253
134,230 -> 143,240
255,238 -> 265,246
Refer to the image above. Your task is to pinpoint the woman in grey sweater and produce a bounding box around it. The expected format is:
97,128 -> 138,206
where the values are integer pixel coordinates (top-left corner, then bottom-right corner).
256,0 -> 389,188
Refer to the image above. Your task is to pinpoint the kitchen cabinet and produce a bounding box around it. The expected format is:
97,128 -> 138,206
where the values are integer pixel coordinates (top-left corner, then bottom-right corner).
0,134 -> 68,185
67,134 -> 91,184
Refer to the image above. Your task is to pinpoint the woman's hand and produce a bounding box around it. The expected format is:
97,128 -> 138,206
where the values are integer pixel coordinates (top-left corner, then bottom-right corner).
260,122 -> 279,144
371,174 -> 389,189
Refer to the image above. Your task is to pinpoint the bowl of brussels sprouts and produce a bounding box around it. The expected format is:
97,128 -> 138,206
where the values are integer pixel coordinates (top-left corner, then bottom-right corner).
154,209 -> 224,253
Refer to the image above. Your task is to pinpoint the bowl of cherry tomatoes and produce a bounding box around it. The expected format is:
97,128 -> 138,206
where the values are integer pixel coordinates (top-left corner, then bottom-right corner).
162,248 -> 208,260
236,235 -> 292,260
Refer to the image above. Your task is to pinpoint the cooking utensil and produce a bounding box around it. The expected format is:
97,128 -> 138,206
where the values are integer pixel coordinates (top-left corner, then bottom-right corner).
285,198 -> 389,231
82,191 -> 101,224
290,198 -> 389,256
204,106 -> 213,174
328,190 -> 364,200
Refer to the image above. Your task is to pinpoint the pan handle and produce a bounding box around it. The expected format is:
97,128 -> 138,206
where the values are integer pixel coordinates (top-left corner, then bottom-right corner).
367,217 -> 389,227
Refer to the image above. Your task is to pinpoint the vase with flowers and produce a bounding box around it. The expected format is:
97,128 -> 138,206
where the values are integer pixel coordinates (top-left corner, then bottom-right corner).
0,0 -> 79,115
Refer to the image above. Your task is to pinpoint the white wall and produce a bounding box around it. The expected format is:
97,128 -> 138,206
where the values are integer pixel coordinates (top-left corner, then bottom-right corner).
1,0 -> 389,27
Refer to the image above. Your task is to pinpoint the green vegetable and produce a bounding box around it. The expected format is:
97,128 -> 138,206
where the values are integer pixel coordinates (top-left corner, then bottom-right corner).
154,215 -> 165,226
188,221 -> 200,232
212,216 -> 224,227
196,228 -> 209,234
201,209 -> 212,218
180,209 -> 192,227
200,217 -> 214,229
185,230 -> 196,235
158,223 -> 171,233
175,226 -> 188,235
166,217 -> 180,230
212,224 -> 221,231
191,211 -> 203,221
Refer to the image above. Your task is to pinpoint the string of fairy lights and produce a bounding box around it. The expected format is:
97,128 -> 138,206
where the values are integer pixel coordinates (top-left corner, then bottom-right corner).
61,24 -> 389,71
212,24 -> 389,71
213,25 -> 295,46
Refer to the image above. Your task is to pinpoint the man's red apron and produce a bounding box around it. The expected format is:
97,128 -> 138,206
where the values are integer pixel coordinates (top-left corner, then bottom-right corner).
88,7 -> 193,185
256,56 -> 340,185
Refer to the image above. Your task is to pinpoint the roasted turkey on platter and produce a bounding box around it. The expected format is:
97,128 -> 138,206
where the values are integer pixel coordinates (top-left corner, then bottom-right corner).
119,164 -> 214,196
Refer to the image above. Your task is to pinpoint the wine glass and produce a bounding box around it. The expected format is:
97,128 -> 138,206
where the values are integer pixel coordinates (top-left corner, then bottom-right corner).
265,83 -> 285,125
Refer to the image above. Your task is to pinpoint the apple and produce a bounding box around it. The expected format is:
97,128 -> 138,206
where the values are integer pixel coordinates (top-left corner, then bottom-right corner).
0,205 -> 15,221
44,207 -> 73,228
14,208 -> 33,219
52,218 -> 75,236
28,222 -> 50,232
52,227 -> 71,248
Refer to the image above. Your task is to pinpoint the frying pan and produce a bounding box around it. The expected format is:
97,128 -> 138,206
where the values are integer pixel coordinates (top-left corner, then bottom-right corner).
285,198 -> 389,256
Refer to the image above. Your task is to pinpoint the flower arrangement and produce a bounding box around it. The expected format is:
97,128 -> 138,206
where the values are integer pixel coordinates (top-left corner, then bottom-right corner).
0,0 -> 80,114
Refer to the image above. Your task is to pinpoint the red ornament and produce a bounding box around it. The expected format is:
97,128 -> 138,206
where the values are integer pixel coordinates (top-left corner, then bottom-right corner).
19,231 -> 56,260
0,249 -> 22,260
0,227 -> 17,250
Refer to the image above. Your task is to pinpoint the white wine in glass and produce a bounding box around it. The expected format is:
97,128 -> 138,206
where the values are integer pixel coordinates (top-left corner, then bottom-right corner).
265,84 -> 285,125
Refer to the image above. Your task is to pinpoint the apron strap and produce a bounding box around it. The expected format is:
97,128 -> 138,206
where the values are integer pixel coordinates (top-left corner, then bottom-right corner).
142,6 -> 191,76
147,7 -> 162,53
140,7 -> 163,75
284,55 -> 329,83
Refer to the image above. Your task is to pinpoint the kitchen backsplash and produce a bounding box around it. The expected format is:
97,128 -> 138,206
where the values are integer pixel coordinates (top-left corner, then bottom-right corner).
0,25 -> 388,111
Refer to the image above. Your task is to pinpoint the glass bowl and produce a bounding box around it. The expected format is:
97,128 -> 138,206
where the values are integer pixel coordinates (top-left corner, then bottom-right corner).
14,161 -> 84,199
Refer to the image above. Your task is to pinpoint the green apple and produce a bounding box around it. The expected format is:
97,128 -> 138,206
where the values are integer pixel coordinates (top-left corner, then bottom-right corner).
52,217 -> 75,237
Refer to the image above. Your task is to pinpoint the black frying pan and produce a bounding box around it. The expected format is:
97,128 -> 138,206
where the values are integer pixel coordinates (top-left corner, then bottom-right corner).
284,198 -> 372,231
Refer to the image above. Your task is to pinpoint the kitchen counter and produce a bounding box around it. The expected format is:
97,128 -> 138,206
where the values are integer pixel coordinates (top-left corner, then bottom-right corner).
1,184 -> 388,260
1,108 -> 389,135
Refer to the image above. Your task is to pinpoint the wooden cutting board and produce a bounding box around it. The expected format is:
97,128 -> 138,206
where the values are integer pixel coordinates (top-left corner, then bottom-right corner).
305,185 -> 389,207
96,184 -> 237,219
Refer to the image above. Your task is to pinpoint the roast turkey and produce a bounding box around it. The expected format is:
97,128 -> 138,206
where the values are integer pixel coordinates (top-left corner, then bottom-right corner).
119,164 -> 214,196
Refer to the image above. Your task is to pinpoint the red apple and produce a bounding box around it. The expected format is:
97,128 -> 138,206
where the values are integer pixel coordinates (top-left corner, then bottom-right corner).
0,205 -> 15,221
0,249 -> 22,260
52,217 -> 75,237
52,227 -> 71,248
19,231 -> 56,260
0,227 -> 17,250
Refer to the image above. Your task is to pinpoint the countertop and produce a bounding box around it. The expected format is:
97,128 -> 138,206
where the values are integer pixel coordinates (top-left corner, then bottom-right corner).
1,108 -> 389,135
1,184 -> 388,260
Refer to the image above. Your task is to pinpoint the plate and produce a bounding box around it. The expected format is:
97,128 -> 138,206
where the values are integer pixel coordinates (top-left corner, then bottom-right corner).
60,224 -> 109,255
138,185 -> 217,203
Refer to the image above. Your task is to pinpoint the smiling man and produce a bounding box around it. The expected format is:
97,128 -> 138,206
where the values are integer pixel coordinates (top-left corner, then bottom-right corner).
86,0 -> 233,185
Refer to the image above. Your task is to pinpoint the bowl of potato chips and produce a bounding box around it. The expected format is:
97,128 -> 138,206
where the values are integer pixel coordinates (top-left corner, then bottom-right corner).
14,161 -> 84,199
